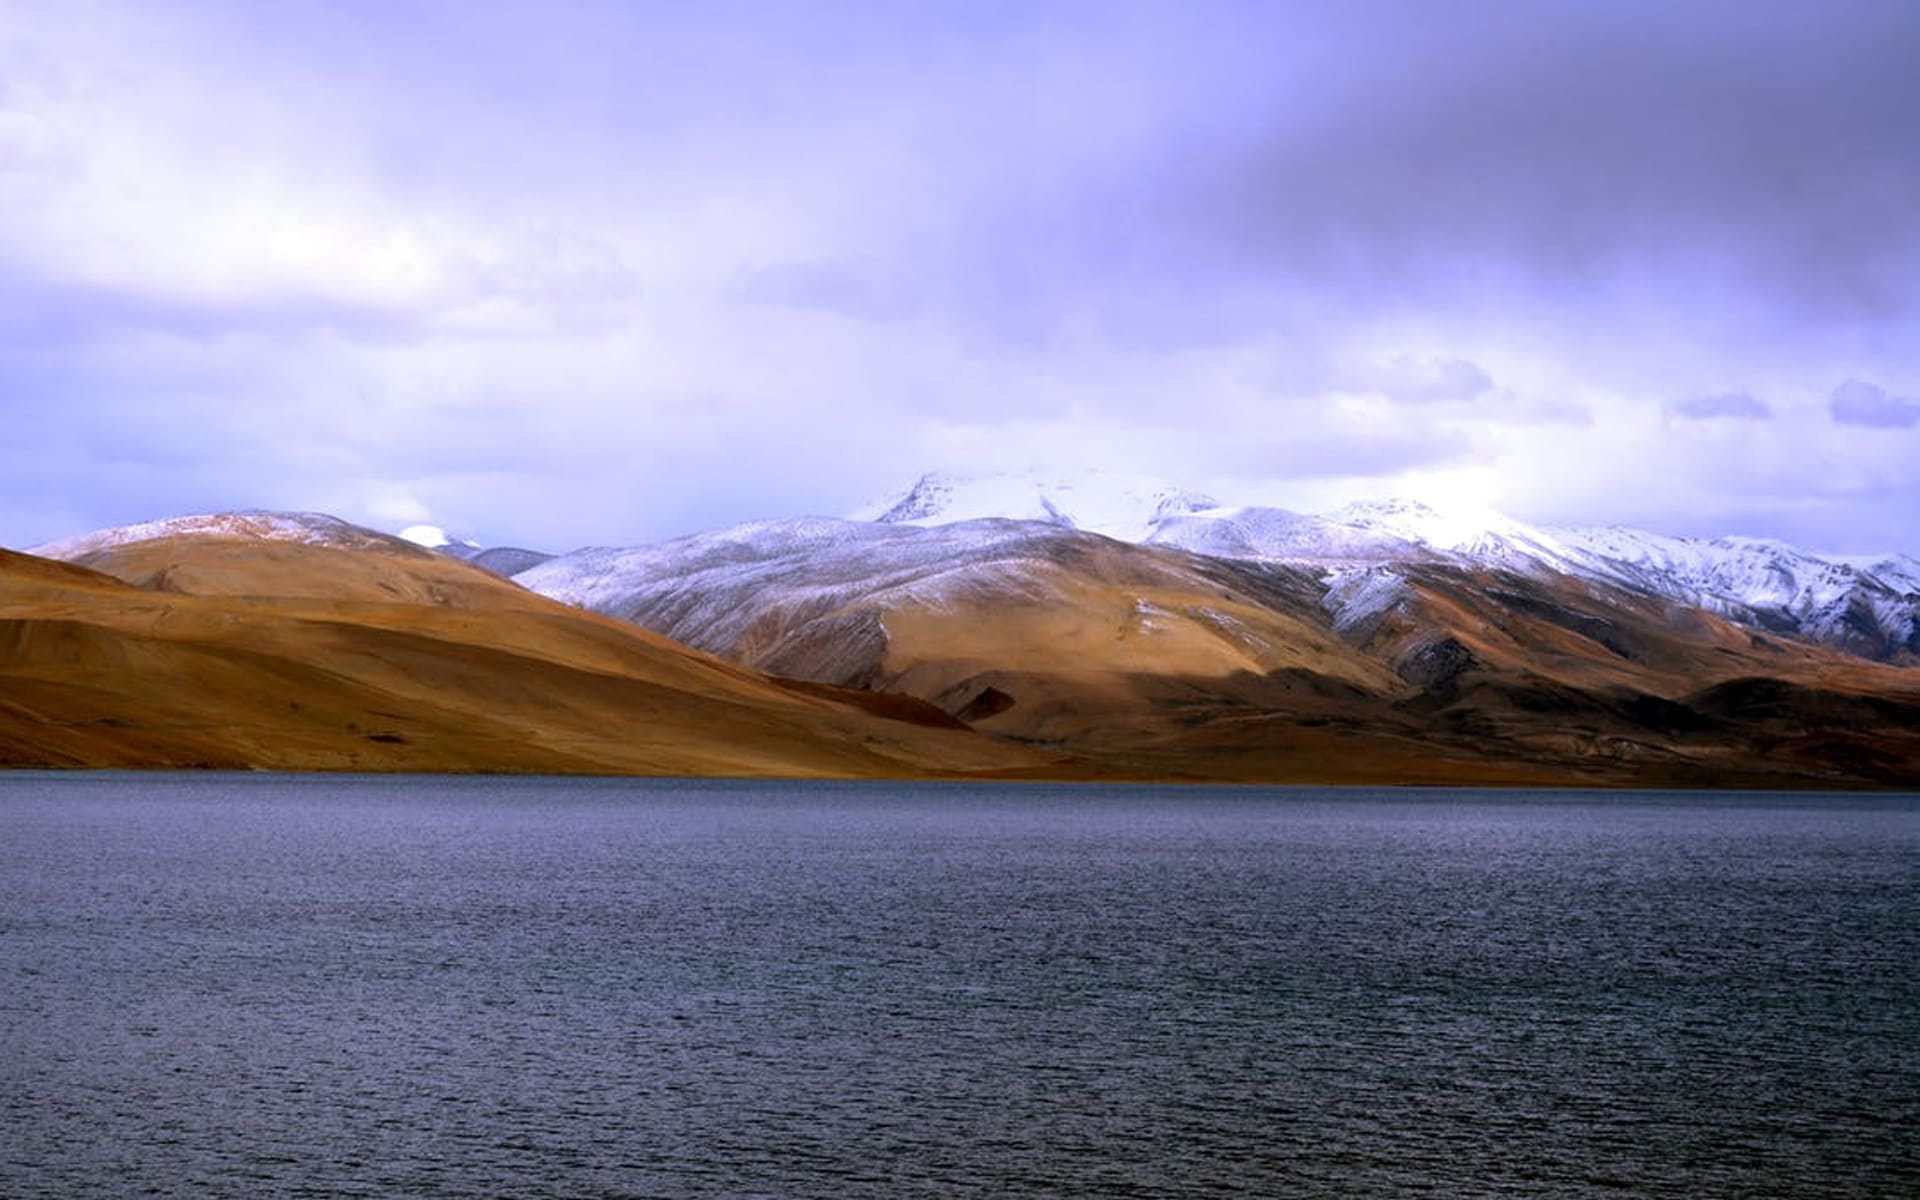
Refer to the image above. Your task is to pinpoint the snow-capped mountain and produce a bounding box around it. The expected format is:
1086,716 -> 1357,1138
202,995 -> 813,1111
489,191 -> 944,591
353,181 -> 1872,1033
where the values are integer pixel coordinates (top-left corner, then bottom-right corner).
514,515 -> 1194,677
845,473 -> 1918,661
851,470 -> 1220,543
512,511 -> 1404,714
1145,498 -> 1589,572
1146,505 -> 1429,564
858,477 -> 1591,572
29,511 -> 427,561
516,517 -> 920,630
1320,498 -> 1593,573
17,501 -> 1920,788
1546,527 -> 1920,660
1857,554 -> 1920,595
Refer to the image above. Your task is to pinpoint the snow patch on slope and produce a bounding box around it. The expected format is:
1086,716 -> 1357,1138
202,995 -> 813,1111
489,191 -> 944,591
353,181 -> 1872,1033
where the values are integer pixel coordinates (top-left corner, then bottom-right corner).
854,471 -> 1218,543
1321,568 -> 1413,637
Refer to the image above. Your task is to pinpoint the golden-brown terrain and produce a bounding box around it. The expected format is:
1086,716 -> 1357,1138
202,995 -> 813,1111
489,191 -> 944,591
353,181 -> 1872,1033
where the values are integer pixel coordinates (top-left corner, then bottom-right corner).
6,514 -> 1918,787
0,535 -> 1056,778
532,523 -> 1920,788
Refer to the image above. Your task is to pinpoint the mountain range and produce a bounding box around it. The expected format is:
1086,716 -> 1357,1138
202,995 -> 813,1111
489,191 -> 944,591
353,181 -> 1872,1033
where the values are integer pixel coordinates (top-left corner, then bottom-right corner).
6,472 -> 1918,786
846,472 -> 1920,662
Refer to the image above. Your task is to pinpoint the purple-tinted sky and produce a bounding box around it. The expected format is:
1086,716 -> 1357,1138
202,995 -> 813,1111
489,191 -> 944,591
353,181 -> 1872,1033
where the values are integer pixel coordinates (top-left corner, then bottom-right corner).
2,0 -> 1916,552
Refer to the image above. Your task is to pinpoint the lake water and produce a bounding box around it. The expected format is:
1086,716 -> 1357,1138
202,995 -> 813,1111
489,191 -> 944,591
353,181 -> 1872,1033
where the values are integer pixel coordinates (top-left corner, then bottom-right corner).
2,774 -> 1916,1198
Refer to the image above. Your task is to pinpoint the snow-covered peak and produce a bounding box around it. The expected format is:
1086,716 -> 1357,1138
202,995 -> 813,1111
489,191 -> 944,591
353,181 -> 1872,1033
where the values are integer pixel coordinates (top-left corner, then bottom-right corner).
29,511 -> 415,561
514,513 -> 1167,658
1546,523 -> 1918,656
1324,497 -> 1442,528
1836,553 -> 1920,595
398,523 -> 476,549
1294,497 -> 1601,579
1325,497 -> 1565,559
1872,554 -> 1920,594
1551,525 -> 1851,603
1147,505 -> 1432,564
503,463 -> 1920,661
852,470 -> 1219,543
515,517 -> 916,610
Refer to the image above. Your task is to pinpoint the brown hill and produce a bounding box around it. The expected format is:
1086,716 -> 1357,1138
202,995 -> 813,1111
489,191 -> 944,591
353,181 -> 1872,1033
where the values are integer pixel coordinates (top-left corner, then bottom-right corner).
0,540 -> 1057,778
893,559 -> 1920,787
1307,562 -> 1920,787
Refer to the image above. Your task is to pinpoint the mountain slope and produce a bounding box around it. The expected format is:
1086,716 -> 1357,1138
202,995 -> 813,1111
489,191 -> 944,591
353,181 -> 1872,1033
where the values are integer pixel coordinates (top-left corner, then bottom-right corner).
15,499 -> 1919,787
516,513 -> 1920,787
2,524 -> 1058,778
1546,527 -> 1920,661
516,516 -> 1399,689
856,475 -> 1920,662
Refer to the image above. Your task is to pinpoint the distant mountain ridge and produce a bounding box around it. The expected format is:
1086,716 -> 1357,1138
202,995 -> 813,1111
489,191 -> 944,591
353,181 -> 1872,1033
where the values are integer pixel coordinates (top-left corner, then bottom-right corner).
28,482 -> 1917,664
18,501 -> 1920,786
29,510 -> 422,561
838,471 -> 1920,662
504,478 -> 1920,785
850,471 -> 1222,543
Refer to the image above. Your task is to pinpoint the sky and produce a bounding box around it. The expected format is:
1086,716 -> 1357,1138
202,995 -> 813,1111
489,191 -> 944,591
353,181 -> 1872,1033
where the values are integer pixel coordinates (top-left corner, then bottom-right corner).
2,0 -> 1916,554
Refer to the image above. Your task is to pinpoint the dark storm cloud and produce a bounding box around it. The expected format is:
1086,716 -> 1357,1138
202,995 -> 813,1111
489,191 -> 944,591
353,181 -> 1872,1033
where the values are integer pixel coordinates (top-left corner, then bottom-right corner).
1169,2 -> 1920,319
1666,392 -> 1771,422
1829,379 -> 1920,429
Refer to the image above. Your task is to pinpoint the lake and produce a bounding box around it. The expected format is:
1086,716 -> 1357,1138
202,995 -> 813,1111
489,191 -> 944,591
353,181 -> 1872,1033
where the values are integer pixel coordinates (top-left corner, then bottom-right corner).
2,774 -> 1916,1197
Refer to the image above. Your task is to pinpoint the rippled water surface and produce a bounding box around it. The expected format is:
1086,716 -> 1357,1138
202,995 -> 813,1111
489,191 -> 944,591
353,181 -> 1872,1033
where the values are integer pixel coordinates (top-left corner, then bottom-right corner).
3,774 -> 1916,1197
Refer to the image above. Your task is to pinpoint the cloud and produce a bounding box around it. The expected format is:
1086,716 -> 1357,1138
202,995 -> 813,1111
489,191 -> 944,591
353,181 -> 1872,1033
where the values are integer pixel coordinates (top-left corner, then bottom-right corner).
1666,392 -> 1772,421
1,1 -> 1917,560
1366,355 -> 1494,405
1224,6 -> 1917,309
1829,379 -> 1920,428
730,260 -> 921,324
